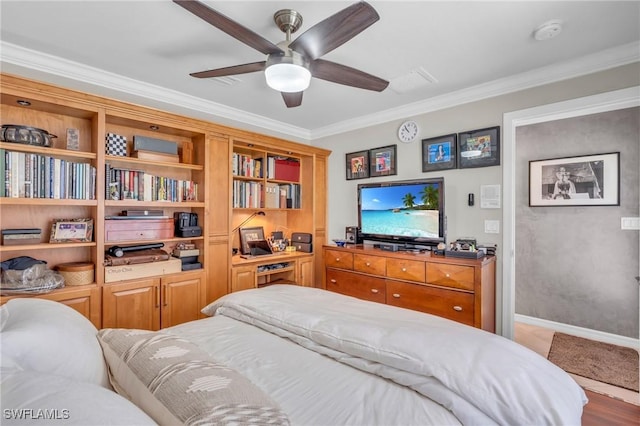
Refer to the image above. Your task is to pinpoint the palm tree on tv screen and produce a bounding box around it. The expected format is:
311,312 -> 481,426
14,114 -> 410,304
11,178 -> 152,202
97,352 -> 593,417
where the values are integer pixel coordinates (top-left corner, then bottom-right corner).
420,186 -> 439,209
402,193 -> 416,209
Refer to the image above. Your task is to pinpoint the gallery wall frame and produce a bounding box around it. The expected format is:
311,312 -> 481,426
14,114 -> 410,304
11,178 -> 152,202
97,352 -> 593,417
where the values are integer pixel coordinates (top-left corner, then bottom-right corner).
369,144 -> 397,177
345,149 -> 370,180
421,133 -> 457,172
458,126 -> 500,168
529,152 -> 620,206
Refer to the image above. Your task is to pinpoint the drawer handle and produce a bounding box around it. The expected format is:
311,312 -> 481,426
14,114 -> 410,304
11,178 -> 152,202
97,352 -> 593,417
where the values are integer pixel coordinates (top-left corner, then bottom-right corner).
392,293 -> 400,298
402,267 -> 407,272
371,289 -> 379,294
446,273 -> 450,278
453,306 -> 463,312
366,262 -> 371,267
330,279 -> 337,283
335,258 -> 340,262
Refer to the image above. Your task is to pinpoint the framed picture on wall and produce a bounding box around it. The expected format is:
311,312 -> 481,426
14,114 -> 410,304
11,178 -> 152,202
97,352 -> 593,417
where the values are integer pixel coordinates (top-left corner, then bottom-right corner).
457,126 -> 500,168
529,152 -> 620,206
369,145 -> 397,177
345,150 -> 370,180
421,134 -> 457,172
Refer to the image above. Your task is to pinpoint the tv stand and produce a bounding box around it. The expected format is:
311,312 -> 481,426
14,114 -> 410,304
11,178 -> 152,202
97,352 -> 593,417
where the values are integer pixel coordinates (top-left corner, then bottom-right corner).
323,244 -> 496,332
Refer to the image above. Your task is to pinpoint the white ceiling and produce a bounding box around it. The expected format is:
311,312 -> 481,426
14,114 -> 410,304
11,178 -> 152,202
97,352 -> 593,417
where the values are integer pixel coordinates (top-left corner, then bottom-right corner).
1,1 -> 639,141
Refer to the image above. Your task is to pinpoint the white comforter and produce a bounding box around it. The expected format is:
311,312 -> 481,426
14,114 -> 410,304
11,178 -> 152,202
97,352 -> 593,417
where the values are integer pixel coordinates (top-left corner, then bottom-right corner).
201,285 -> 587,425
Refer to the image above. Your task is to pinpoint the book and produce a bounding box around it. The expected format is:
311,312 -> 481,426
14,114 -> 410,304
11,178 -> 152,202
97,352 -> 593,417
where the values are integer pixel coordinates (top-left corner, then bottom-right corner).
173,248 -> 200,257
2,228 -> 42,235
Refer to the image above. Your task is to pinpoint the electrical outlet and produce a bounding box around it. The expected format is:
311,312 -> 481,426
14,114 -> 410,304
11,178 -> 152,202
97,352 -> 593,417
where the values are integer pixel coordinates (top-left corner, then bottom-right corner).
621,217 -> 640,230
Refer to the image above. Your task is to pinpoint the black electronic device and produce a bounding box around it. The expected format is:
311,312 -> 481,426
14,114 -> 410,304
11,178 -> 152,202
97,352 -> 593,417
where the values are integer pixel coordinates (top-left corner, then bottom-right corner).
345,226 -> 362,244
107,242 -> 165,258
174,212 -> 198,229
176,226 -> 202,238
468,193 -> 474,206
379,243 -> 398,252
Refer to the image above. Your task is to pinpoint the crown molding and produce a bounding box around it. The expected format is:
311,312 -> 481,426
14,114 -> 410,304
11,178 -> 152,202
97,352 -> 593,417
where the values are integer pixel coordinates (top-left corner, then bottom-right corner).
310,41 -> 640,140
0,41 -> 311,141
1,40 -> 638,142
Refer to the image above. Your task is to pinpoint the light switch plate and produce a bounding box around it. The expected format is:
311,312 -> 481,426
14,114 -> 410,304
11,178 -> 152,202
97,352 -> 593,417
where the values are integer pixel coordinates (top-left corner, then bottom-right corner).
621,217 -> 640,230
484,219 -> 500,234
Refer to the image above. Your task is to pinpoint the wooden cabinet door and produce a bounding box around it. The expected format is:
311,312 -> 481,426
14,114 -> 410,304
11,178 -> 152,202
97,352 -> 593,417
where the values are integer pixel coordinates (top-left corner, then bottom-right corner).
297,256 -> 314,287
102,278 -> 160,331
38,286 -> 101,329
161,271 -> 203,328
231,265 -> 256,292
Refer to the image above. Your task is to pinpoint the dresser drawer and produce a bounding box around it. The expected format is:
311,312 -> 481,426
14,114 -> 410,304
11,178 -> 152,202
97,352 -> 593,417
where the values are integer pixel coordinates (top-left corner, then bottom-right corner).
426,263 -> 475,291
386,259 -> 425,282
386,280 -> 474,326
326,269 -> 385,303
354,254 -> 386,276
324,250 -> 354,270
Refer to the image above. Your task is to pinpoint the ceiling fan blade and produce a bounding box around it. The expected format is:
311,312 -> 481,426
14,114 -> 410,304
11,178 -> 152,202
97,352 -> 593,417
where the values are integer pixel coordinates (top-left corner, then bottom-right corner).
190,61 -> 266,78
282,92 -> 303,108
312,59 -> 388,92
173,0 -> 283,55
288,1 -> 379,60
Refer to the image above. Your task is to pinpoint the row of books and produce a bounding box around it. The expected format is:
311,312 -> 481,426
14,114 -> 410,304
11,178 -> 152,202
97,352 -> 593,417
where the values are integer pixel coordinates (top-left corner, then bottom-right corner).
232,153 -> 262,178
1,149 -> 97,199
232,180 -> 301,209
231,153 -> 301,183
105,165 -> 198,202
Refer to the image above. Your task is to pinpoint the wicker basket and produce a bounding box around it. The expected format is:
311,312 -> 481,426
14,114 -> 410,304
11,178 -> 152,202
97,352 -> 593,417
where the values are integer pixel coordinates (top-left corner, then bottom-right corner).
56,262 -> 94,286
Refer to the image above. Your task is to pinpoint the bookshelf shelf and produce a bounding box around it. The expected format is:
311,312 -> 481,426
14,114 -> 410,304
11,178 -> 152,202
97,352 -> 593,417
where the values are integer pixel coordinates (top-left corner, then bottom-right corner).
0,142 -> 96,160
0,241 -> 96,252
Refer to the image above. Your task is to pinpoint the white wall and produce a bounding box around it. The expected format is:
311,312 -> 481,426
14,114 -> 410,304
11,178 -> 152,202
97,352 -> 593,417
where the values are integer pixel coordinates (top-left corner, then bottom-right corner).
314,63 -> 640,335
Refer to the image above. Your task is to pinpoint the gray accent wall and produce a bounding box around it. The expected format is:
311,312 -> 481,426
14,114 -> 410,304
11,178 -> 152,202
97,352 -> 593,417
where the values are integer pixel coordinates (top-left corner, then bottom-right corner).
515,107 -> 639,338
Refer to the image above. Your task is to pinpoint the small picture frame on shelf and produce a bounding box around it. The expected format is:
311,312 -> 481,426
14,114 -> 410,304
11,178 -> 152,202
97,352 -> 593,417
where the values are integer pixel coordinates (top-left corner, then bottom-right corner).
49,218 -> 93,243
369,145 -> 397,177
421,134 -> 457,172
346,150 -> 370,180
238,226 -> 265,255
457,126 -> 500,169
66,128 -> 80,151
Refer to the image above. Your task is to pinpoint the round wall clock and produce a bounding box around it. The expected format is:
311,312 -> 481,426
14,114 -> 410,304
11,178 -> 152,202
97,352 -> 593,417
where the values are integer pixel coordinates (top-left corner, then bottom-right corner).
398,120 -> 419,143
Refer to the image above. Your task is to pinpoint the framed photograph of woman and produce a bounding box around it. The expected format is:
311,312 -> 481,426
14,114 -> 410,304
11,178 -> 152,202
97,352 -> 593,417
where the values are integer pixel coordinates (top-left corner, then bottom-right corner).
422,134 -> 457,172
529,152 -> 620,206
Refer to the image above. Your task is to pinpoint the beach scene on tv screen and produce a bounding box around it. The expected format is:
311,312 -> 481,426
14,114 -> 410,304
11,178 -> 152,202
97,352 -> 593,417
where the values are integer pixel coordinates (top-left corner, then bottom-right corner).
360,184 -> 439,238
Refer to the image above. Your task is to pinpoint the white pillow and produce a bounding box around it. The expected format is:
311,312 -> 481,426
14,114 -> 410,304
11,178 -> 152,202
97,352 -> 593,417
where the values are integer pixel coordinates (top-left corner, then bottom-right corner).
0,368 -> 156,425
98,328 -> 289,426
0,298 -> 110,388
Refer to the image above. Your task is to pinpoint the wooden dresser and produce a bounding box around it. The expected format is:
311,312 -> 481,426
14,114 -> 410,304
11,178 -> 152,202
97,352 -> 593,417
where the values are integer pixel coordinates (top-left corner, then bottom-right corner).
323,245 -> 496,332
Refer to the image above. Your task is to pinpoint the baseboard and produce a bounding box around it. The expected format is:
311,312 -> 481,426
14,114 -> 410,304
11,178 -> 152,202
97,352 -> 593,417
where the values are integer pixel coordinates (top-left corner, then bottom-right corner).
515,314 -> 639,349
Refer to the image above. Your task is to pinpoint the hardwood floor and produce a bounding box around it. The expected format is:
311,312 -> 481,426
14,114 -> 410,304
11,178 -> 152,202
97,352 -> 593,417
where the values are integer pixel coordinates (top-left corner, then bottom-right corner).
582,390 -> 640,425
514,322 -> 639,425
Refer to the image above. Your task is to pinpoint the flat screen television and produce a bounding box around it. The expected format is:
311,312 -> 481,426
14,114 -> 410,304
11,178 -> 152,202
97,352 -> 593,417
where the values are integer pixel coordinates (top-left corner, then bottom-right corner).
357,178 -> 445,248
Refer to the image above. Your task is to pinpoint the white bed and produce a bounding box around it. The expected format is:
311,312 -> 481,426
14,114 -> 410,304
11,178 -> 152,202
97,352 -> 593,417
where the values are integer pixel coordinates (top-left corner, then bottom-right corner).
1,284 -> 587,425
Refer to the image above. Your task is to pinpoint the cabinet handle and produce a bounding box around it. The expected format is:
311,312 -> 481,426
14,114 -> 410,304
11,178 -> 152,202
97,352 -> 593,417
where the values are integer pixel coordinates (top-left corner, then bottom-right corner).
370,288 -> 379,294
453,306 -> 463,312
335,257 -> 340,262
330,279 -> 337,283
445,273 -> 450,278
366,262 -> 371,267
162,285 -> 168,307
402,267 -> 407,272
392,293 -> 400,298
154,286 -> 160,308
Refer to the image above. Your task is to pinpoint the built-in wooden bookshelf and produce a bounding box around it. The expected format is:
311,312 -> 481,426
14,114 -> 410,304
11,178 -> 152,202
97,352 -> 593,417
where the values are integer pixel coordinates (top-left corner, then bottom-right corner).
0,73 -> 331,329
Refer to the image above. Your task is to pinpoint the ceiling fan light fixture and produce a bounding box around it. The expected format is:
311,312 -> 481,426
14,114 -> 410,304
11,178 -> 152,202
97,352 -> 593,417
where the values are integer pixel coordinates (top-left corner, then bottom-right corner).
265,63 -> 311,93
265,52 -> 311,93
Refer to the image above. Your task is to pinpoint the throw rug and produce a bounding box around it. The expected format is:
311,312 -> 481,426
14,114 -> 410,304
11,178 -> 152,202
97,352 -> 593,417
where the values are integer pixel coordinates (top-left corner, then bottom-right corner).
547,332 -> 639,392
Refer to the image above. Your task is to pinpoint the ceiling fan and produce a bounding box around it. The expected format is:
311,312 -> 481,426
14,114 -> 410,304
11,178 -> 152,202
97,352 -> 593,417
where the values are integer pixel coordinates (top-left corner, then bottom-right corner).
173,0 -> 389,108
